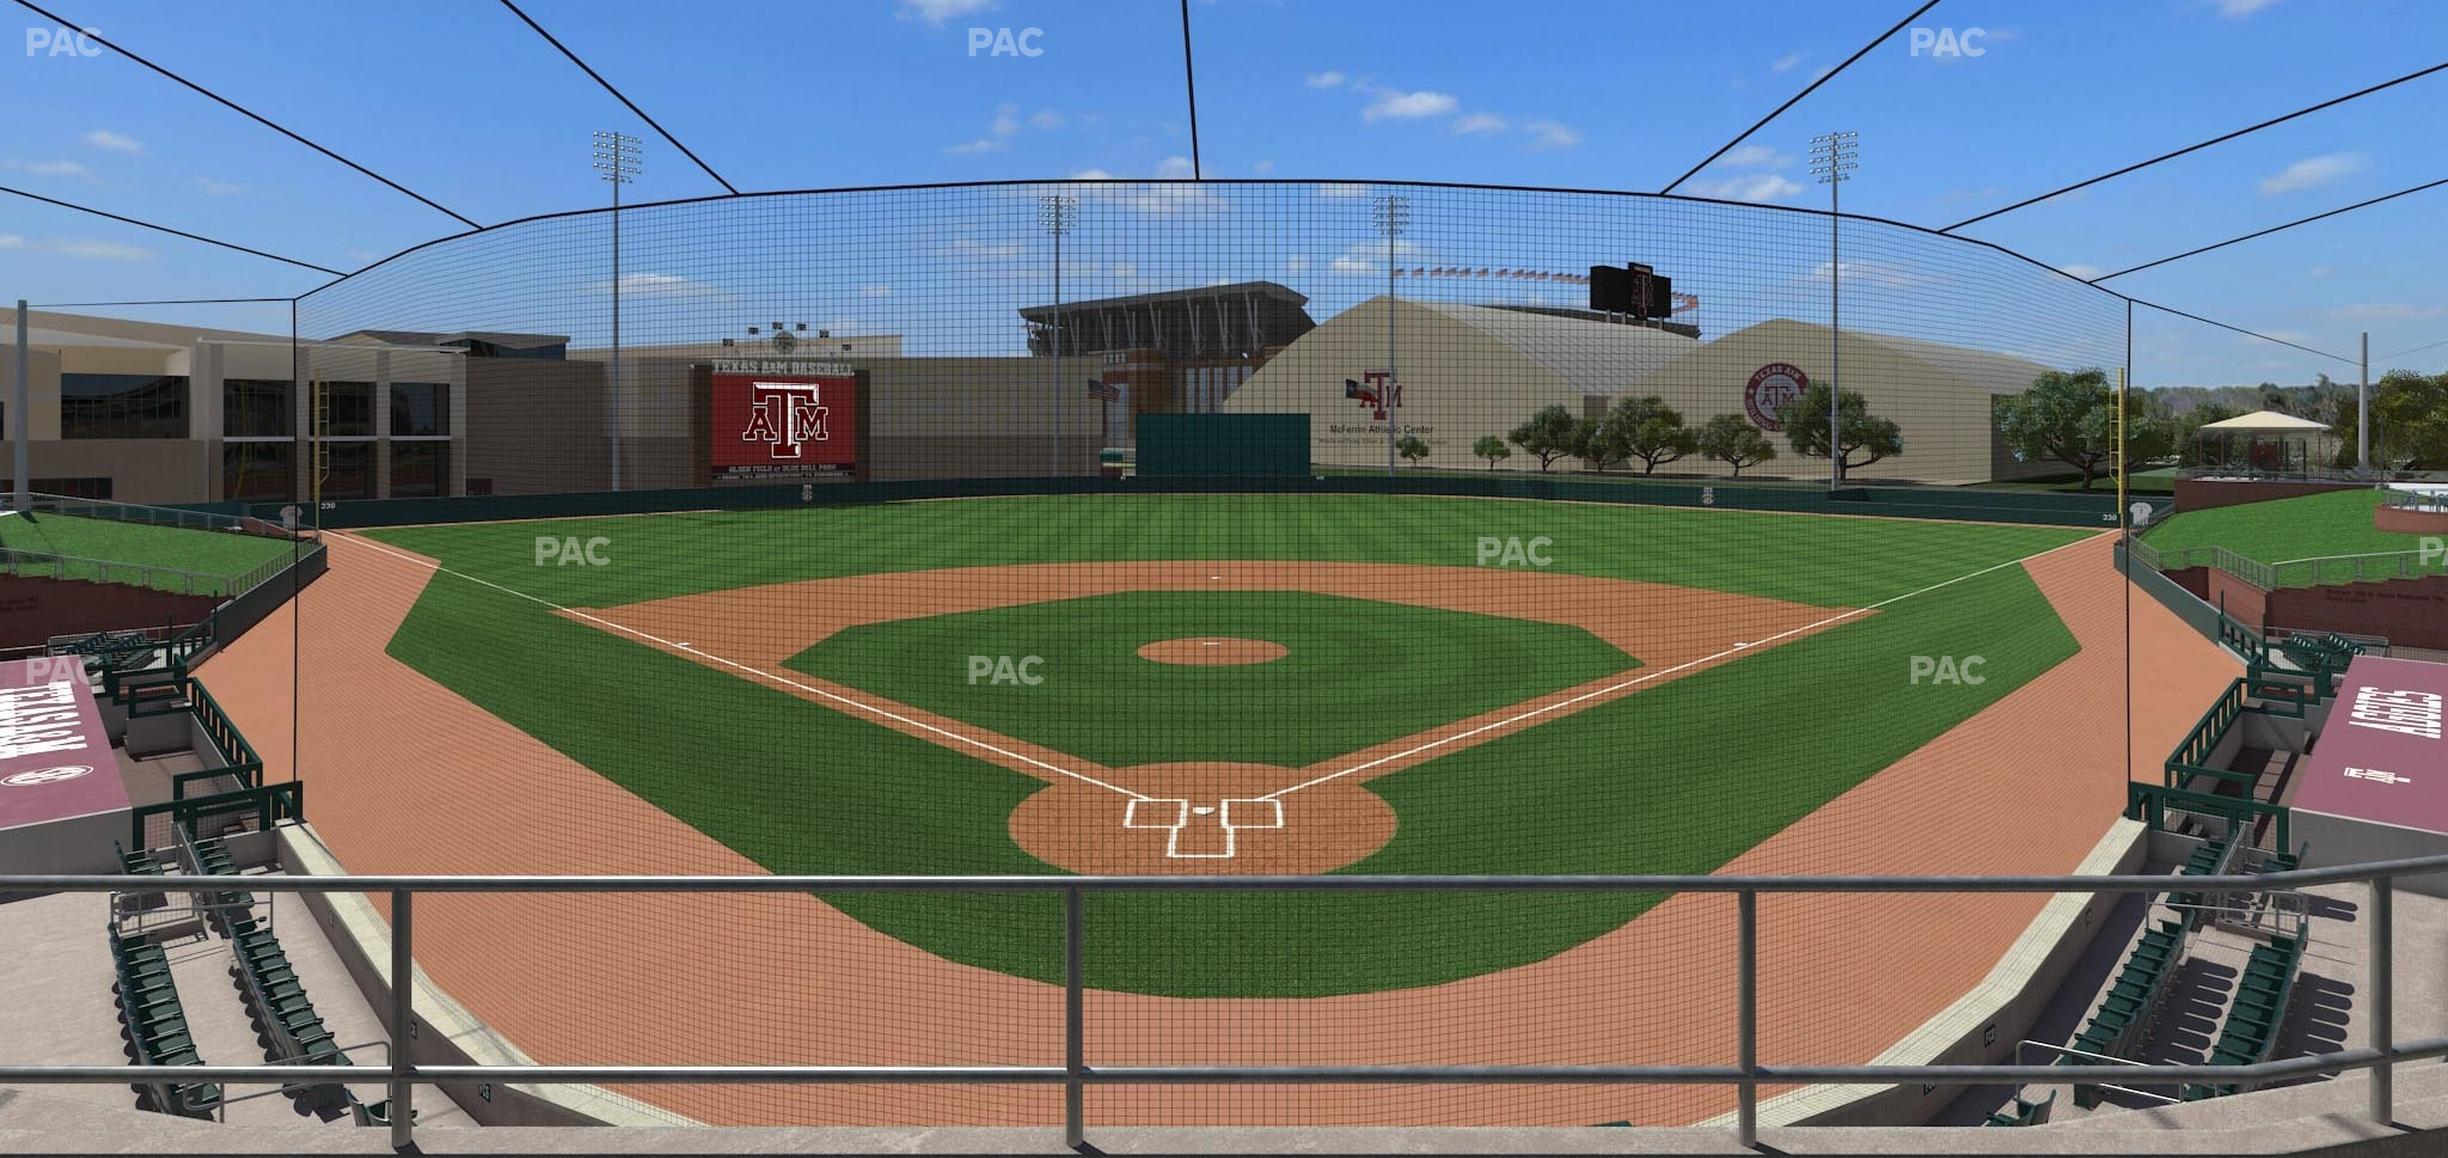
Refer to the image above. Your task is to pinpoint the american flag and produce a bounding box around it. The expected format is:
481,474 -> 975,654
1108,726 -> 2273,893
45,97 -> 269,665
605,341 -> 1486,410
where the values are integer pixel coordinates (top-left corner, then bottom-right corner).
1086,378 -> 1121,402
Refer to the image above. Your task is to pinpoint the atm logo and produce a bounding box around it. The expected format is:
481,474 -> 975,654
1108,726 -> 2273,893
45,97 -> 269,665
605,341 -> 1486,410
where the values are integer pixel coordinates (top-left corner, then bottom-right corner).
740,381 -> 830,460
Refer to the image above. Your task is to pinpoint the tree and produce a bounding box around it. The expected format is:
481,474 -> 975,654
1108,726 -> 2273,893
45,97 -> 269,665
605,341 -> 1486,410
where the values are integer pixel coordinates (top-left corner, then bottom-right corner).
1994,368 -> 2172,491
2370,368 -> 2448,469
1772,382 -> 1902,477
1697,413 -> 1777,477
1471,434 -> 1512,470
1507,404 -> 1579,472
1569,416 -> 1627,472
1396,434 -> 1431,468
1608,395 -> 1699,475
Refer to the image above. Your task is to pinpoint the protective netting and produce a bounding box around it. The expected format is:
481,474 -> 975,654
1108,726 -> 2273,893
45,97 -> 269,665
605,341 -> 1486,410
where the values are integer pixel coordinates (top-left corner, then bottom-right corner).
242,180 -> 2171,1125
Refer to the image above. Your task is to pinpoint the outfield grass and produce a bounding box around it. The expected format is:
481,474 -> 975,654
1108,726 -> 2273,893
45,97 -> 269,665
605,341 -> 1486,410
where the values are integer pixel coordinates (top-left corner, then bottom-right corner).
786,591 -> 1639,767
367,495 -> 2094,995
2142,488 -> 2423,566
0,512 -> 297,591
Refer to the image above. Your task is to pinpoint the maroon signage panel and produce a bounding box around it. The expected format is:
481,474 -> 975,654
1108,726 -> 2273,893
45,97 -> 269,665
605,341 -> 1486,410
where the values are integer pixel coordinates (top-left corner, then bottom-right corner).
0,658 -> 126,829
2295,655 -> 2448,835
708,363 -> 860,479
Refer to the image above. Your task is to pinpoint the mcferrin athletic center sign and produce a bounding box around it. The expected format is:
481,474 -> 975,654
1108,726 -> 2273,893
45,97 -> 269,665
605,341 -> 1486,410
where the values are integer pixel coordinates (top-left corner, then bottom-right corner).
708,359 -> 861,480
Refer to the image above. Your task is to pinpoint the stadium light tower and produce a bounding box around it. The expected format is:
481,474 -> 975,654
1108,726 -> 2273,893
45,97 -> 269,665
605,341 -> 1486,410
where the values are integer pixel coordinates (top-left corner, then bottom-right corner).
594,130 -> 641,491
1810,130 -> 1857,489
1040,193 -> 1078,476
1372,193 -> 1409,476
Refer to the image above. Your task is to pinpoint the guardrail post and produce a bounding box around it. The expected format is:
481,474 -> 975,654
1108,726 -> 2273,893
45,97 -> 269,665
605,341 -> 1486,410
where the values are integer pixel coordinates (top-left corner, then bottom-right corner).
390,889 -> 414,1149
1064,886 -> 1085,1151
2370,875 -> 2393,1125
1737,888 -> 1757,1149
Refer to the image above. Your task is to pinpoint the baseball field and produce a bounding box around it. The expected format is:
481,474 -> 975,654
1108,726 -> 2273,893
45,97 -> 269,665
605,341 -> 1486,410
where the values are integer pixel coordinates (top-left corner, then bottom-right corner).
350,493 -> 2094,998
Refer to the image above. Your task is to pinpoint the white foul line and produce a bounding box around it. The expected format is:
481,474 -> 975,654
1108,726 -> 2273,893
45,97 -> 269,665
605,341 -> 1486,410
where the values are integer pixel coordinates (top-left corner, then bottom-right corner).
1258,529 -> 2119,801
332,533 -> 1151,802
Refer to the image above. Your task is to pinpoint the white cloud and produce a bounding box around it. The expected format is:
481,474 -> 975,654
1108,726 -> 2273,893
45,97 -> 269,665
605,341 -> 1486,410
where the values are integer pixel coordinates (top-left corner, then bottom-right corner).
2214,0 -> 2282,17
1285,255 -> 1309,274
1771,51 -> 1805,73
1305,70 -> 1346,89
898,0 -> 993,26
2059,263 -> 2105,280
947,137 -> 1006,154
1028,109 -> 1064,131
1363,89 -> 1458,122
1452,112 -> 1509,135
607,271 -> 721,298
858,284 -> 894,298
1252,159 -> 1274,174
1316,182 -> 1373,199
1154,155 -> 1197,179
2331,300 -> 2447,321
991,103 -> 1021,138
192,176 -> 246,196
0,234 -> 23,249
1719,144 -> 1791,168
1069,167 -> 1114,180
81,129 -> 141,153
1805,259 -> 1943,290
48,238 -> 153,262
1522,120 -> 1580,151
1329,238 -> 1422,276
1687,173 -> 1806,202
2260,152 -> 2361,195
9,159 -> 87,177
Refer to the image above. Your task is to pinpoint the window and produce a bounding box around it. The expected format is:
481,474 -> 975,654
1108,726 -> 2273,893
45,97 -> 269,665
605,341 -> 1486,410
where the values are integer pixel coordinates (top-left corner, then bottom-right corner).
388,441 -> 446,498
223,378 -> 293,438
32,477 -> 112,500
390,382 -> 448,437
62,373 -> 188,439
317,441 -> 374,500
222,442 -> 293,502
318,381 -> 375,437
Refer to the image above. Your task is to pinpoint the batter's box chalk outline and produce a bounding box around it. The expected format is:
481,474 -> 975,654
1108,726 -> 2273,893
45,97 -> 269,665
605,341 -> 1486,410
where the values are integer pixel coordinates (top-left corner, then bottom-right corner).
1221,798 -> 1283,829
1124,798 -> 1189,829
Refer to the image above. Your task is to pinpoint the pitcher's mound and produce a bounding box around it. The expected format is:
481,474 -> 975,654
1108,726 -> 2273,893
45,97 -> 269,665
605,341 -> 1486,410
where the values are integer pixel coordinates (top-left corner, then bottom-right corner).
1137,637 -> 1287,666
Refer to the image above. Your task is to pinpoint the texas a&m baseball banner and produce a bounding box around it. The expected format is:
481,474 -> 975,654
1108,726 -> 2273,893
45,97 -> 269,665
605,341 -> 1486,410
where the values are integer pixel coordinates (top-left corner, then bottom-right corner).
706,359 -> 864,480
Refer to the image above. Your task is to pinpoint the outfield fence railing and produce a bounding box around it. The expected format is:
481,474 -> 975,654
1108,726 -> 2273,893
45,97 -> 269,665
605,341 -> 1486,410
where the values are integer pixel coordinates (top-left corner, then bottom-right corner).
19,491 -> 261,536
0,547 -> 240,597
3,857 -> 2440,1151
2269,549 -> 2443,588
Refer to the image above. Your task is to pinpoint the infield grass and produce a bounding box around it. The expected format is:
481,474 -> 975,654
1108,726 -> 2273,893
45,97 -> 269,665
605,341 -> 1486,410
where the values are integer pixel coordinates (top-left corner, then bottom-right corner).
366,494 -> 2095,995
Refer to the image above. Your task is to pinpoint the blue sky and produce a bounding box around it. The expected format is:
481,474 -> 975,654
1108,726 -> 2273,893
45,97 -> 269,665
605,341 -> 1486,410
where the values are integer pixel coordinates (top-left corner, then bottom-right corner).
3,0 -> 2444,386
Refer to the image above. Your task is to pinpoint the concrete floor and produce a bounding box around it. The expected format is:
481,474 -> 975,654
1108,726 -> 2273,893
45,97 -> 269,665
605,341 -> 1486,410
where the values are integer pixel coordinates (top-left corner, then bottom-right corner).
0,882 -> 469,1132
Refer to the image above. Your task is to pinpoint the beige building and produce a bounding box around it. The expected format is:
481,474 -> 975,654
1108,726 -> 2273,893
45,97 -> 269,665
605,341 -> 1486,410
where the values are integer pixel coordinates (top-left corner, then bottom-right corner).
1225,297 -> 1699,472
2,311 -> 465,505
1228,302 -> 2064,484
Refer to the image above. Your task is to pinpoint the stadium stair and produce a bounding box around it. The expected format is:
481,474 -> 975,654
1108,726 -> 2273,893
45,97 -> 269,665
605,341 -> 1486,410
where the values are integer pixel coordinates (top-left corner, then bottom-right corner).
2168,834 -> 2237,928
1983,1089 -> 2057,1127
107,927 -> 221,1120
2064,918 -> 2188,1109
2181,933 -> 2308,1101
183,834 -> 256,938
112,841 -> 168,917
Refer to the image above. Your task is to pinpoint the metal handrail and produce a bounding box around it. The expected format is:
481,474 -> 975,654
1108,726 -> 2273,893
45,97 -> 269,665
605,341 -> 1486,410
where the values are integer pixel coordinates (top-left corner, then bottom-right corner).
5,858 -> 2440,1150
